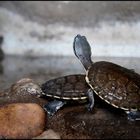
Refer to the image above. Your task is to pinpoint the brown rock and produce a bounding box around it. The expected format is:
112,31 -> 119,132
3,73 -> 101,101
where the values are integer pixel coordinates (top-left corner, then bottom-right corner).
0,78 -> 48,107
10,78 -> 43,97
0,103 -> 46,139
33,129 -> 61,139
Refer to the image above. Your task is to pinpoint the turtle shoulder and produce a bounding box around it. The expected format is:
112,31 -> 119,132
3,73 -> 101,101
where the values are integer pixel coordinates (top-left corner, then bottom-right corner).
41,74 -> 89,100
86,61 -> 140,110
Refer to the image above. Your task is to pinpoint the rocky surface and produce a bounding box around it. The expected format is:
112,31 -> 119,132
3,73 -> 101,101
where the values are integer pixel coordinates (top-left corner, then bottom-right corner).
47,100 -> 140,139
0,78 -> 48,107
33,129 -> 61,139
10,78 -> 42,97
0,103 -> 46,139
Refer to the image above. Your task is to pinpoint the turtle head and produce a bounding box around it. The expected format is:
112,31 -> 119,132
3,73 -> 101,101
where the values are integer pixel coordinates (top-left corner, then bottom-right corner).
73,34 -> 93,70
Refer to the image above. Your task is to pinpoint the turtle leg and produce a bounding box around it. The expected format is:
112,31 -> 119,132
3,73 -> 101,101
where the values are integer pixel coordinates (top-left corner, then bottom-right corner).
43,100 -> 66,117
125,110 -> 140,121
86,88 -> 94,111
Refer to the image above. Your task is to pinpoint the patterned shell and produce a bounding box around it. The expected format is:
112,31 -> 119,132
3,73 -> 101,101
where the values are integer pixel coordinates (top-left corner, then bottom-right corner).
86,61 -> 140,111
41,74 -> 89,100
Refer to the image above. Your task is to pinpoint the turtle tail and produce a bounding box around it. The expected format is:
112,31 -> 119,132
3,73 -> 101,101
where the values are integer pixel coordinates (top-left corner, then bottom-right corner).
73,34 -> 93,70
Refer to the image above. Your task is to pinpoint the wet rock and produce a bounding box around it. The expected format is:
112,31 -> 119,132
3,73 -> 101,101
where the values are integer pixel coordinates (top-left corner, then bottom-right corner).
0,78 -> 48,107
33,129 -> 61,139
0,103 -> 46,139
10,78 -> 43,97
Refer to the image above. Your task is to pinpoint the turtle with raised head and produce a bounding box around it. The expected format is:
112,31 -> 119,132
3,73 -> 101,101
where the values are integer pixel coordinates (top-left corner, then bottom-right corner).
73,34 -> 140,121
41,74 -> 94,116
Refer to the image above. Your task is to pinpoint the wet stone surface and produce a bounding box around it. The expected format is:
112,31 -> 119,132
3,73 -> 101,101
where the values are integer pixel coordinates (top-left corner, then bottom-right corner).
0,55 -> 140,139
47,100 -> 140,139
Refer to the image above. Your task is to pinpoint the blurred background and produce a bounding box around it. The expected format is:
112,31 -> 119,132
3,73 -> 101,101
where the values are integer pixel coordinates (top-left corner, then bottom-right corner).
0,1 -> 140,89
0,1 -> 140,57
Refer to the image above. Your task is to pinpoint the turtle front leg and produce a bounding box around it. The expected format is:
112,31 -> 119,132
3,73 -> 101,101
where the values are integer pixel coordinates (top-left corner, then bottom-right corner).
86,88 -> 94,111
125,110 -> 140,121
43,100 -> 66,117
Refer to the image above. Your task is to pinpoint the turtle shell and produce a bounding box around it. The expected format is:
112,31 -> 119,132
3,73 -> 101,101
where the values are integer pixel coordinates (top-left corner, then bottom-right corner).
41,74 -> 89,100
86,61 -> 140,111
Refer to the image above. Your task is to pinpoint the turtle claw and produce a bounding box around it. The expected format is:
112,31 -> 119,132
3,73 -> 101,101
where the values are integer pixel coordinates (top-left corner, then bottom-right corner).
126,110 -> 140,121
43,100 -> 66,117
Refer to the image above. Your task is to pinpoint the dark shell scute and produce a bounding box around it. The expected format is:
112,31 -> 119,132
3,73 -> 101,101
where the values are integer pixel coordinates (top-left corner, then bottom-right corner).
66,75 -> 77,83
108,72 -> 120,81
56,77 -> 66,84
117,76 -> 129,86
77,75 -> 85,81
104,81 -> 117,94
95,73 -> 108,87
75,82 -> 86,91
126,81 -> 139,93
55,89 -> 62,96
62,83 -> 74,91
114,85 -> 127,98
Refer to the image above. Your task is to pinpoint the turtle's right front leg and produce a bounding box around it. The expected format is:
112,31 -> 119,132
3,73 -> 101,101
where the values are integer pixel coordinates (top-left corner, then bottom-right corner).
86,88 -> 94,111
43,100 -> 66,117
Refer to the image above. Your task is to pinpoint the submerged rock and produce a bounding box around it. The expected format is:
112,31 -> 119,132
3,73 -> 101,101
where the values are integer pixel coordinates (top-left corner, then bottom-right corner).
0,103 -> 46,139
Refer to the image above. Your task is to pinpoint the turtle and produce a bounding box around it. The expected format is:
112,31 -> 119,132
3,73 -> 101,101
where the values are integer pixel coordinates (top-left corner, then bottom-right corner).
41,74 -> 94,116
73,34 -> 140,121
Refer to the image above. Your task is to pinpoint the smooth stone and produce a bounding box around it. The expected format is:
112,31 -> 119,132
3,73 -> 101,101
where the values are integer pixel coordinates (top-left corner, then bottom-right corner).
0,103 -> 46,139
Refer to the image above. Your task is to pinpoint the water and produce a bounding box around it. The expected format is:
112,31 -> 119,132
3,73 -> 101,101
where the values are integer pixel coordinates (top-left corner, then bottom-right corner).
0,55 -> 140,91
